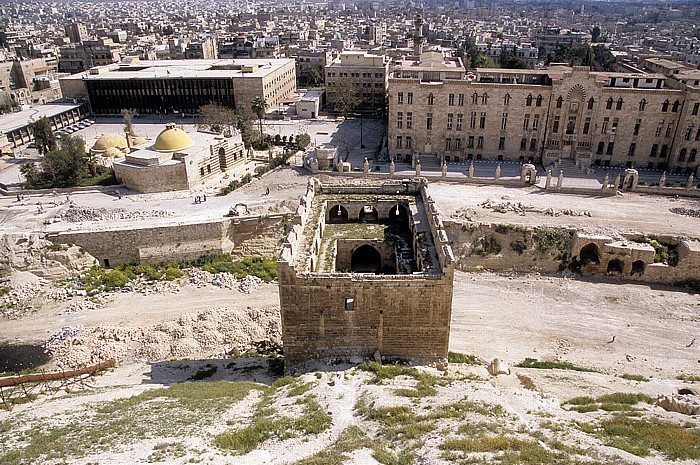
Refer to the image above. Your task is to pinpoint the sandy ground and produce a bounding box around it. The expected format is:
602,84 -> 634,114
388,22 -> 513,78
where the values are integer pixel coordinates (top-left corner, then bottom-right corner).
2,172 -> 700,464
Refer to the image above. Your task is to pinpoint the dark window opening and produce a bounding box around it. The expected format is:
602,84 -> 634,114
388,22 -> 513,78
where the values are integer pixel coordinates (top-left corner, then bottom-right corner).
328,205 -> 349,223
579,243 -> 600,264
607,259 -> 623,275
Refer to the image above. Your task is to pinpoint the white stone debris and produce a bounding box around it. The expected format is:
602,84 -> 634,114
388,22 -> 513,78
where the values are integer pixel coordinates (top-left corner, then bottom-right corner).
61,206 -> 174,223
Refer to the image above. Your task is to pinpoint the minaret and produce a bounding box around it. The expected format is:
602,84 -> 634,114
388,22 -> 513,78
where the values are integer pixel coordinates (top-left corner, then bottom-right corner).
414,14 -> 424,57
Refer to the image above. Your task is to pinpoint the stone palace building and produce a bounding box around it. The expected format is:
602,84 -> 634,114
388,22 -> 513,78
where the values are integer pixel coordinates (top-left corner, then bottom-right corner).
388,53 -> 700,174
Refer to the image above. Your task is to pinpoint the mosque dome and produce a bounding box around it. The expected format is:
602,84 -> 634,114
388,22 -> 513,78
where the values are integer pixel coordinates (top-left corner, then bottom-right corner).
92,133 -> 128,153
153,123 -> 194,152
133,136 -> 147,146
102,147 -> 125,158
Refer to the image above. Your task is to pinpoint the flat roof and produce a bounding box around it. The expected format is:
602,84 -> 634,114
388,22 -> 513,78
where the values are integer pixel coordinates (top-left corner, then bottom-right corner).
61,58 -> 294,81
0,102 -> 83,134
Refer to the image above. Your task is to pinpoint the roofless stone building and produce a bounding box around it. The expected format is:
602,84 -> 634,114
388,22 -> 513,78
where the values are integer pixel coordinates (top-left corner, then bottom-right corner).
278,179 -> 455,368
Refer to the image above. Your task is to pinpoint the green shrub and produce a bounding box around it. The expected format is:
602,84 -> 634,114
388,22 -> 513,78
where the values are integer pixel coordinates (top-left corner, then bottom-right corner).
510,240 -> 527,254
448,352 -> 479,364
621,373 -> 650,382
516,358 -> 597,372
534,227 -> 569,254
471,236 -> 501,256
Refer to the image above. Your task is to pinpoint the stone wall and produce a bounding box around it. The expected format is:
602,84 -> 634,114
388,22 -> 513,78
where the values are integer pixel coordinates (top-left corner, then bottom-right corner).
445,220 -> 700,285
114,162 -> 190,193
49,214 -> 290,266
278,269 -> 453,366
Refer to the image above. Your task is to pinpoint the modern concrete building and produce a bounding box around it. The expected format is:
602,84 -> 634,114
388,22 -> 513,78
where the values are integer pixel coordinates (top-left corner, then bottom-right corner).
59,58 -> 296,118
0,102 -> 87,148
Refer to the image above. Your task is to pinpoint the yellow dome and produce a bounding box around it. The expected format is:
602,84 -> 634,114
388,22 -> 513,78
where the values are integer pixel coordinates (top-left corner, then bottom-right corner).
92,133 -> 128,152
153,123 -> 194,152
133,136 -> 147,146
102,147 -> 125,158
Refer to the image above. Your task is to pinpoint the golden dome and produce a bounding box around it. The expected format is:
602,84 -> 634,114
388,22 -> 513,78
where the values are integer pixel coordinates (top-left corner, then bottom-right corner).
153,123 -> 194,152
133,136 -> 147,146
92,133 -> 128,152
102,147 -> 125,158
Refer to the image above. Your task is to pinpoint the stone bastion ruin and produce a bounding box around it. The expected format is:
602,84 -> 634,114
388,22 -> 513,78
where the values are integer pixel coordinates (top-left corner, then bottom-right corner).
277,178 -> 455,368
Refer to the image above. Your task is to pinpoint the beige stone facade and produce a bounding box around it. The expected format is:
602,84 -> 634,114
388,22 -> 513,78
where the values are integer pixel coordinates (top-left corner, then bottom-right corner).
389,55 -> 700,174
325,51 -> 389,113
113,123 -> 246,193
277,179 -> 455,368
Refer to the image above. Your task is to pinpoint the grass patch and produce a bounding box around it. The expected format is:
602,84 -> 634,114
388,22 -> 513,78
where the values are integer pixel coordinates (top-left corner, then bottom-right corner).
357,362 -> 449,398
448,352 -> 479,364
677,374 -> 700,382
293,425 -> 372,465
620,373 -> 649,382
288,382 -> 315,397
564,392 -> 653,413
214,394 -> 331,454
516,358 -> 597,372
441,436 -> 567,463
0,381 -> 261,463
187,255 -> 277,282
594,416 -> 700,459
147,441 -> 187,463
470,235 -> 501,256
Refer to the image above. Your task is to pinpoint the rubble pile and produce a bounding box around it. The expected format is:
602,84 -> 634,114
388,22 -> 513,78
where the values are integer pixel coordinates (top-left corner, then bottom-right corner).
187,270 -> 264,293
45,325 -> 84,351
61,206 -> 174,223
656,394 -> 700,415
478,200 -> 591,217
47,326 -> 142,369
45,306 -> 282,368
670,207 -> 700,218
48,287 -> 86,301
59,300 -> 105,315
239,275 -> 263,294
0,271 -> 47,319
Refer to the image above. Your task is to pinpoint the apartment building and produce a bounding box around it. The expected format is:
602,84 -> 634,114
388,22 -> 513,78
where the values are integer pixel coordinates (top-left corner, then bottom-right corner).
325,51 -> 389,113
388,52 -> 700,174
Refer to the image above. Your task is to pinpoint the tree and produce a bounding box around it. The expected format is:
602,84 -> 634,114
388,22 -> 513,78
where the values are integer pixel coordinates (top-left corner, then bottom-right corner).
198,102 -> 237,134
296,133 -> 311,149
121,109 -> 137,136
236,115 -> 255,148
29,117 -> 57,156
41,135 -> 87,187
22,135 -> 87,188
330,77 -> 361,117
297,63 -> 324,87
250,96 -> 268,141
591,26 -> 601,43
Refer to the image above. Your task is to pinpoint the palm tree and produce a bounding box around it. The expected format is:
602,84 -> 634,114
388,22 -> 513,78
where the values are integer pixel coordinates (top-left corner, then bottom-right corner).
251,96 -> 268,141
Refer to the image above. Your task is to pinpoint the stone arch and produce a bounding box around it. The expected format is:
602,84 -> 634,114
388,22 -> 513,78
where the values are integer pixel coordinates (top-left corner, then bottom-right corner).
631,260 -> 645,276
520,163 -> 537,185
622,168 -> 638,191
351,245 -> 382,273
389,204 -> 409,224
607,259 -> 624,275
567,84 -> 586,101
328,204 -> 349,223
579,243 -> 600,264
359,205 -> 379,222
218,147 -> 227,171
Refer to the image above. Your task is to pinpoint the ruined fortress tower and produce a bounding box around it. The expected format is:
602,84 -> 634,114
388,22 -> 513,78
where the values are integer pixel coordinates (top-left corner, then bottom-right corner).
277,179 -> 455,368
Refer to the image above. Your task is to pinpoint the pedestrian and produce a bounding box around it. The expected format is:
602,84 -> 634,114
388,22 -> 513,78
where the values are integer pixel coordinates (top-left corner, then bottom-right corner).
203,194 -> 207,202
195,195 -> 199,204
16,194 -> 20,202
265,187 -> 270,195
